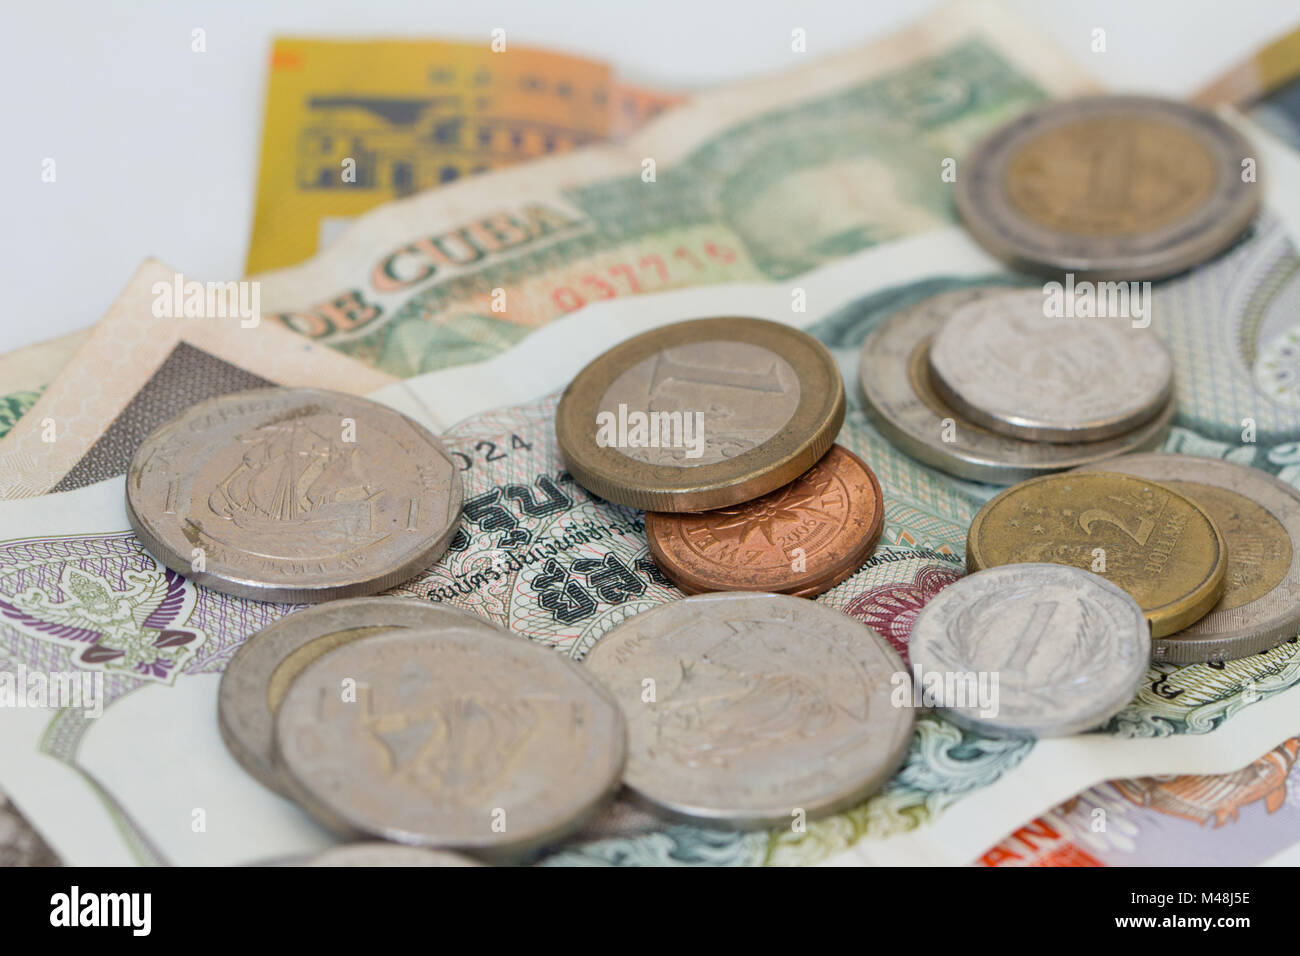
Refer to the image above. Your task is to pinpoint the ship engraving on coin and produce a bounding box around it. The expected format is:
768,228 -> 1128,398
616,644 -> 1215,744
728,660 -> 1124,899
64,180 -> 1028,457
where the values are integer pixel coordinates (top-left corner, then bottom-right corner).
1076,454 -> 1300,662
927,289 -> 1173,442
275,627 -> 625,857
966,472 -> 1226,637
858,287 -> 1175,484
218,597 -> 488,792
956,96 -> 1260,279
126,387 -> 463,603
645,445 -> 884,597
908,564 -> 1149,738
556,317 -> 844,511
583,592 -> 914,828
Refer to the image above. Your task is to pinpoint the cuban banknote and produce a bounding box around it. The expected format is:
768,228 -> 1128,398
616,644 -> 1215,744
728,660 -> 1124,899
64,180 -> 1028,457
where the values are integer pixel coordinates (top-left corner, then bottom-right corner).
979,736 -> 1300,867
1196,24 -> 1300,151
2,212 -> 1300,866
246,37 -> 683,274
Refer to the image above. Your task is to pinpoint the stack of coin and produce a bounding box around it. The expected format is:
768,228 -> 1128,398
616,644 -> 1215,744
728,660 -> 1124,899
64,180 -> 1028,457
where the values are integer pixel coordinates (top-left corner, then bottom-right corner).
859,286 -> 1178,484
219,597 -> 627,862
556,317 -> 886,597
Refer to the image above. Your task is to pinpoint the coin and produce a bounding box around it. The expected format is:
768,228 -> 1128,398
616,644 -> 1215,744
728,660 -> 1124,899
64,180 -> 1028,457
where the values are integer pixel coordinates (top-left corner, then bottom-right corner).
555,317 -> 845,511
1074,454 -> 1300,662
583,592 -> 913,828
219,597 -> 485,792
275,627 -> 625,857
956,95 -> 1259,279
858,288 -> 1174,484
966,472 -> 1227,637
302,843 -> 484,867
126,387 -> 463,603
644,445 -> 883,597
908,564 -> 1149,737
927,288 -> 1173,442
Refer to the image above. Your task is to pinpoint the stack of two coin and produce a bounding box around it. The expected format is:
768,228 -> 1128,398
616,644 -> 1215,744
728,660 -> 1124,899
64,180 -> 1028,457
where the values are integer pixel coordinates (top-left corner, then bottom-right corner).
556,317 -> 885,598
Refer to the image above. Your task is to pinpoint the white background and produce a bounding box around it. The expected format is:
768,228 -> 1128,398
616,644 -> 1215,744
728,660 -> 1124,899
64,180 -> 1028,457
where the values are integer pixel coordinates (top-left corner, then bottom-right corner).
1,0 -> 1297,353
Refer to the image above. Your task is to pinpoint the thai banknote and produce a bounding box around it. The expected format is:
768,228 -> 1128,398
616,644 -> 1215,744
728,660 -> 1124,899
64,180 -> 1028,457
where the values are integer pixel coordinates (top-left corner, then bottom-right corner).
248,0 -> 1097,377
979,736 -> 1300,867
1196,24 -> 1300,151
246,37 -> 682,274
2,216 -> 1300,866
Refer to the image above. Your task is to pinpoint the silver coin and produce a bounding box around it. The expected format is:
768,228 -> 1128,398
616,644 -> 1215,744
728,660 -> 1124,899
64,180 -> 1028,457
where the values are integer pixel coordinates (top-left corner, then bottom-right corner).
219,597 -> 485,792
908,563 -> 1149,738
303,843 -> 484,867
858,287 -> 1174,484
1074,454 -> 1300,662
928,288 -> 1173,442
956,95 -> 1259,280
583,592 -> 914,829
274,627 -> 626,858
126,387 -> 463,603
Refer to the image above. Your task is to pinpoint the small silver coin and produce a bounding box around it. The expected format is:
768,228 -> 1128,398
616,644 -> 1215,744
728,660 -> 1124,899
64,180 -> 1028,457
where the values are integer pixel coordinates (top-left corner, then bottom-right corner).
219,597 -> 485,792
928,288 -> 1174,442
126,387 -> 463,603
908,563 -> 1150,738
302,843 -> 484,867
275,627 -> 626,858
858,287 -> 1174,484
1074,454 -> 1300,662
583,592 -> 914,829
955,95 -> 1259,280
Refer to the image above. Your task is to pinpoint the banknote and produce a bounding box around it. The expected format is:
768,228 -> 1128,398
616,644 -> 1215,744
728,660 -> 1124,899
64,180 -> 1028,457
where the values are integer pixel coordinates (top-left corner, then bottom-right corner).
0,331 -> 87,442
1196,24 -> 1300,150
2,220 -> 1299,867
246,37 -> 683,274
979,736 -> 1300,867
249,0 -> 1097,377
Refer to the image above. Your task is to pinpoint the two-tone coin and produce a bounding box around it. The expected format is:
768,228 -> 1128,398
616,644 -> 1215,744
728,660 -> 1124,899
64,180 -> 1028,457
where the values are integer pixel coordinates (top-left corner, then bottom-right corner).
218,597 -> 485,792
858,287 -> 1175,484
555,317 -> 845,511
583,592 -> 914,828
126,387 -> 463,603
275,627 -> 626,858
1075,454 -> 1300,662
966,472 -> 1226,637
956,95 -> 1259,279
927,288 -> 1173,442
908,564 -> 1149,737
644,445 -> 884,597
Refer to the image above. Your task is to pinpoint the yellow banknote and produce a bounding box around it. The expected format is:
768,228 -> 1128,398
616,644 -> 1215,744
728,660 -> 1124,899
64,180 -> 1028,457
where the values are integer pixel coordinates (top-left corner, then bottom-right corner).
246,37 -> 682,274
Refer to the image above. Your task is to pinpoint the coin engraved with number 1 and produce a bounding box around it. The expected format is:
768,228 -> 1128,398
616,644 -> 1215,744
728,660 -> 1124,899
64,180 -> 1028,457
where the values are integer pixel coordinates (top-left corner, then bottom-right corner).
126,387 -> 463,603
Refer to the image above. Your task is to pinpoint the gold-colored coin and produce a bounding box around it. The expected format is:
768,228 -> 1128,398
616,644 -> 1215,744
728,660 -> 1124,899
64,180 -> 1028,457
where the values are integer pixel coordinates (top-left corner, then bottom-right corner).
966,472 -> 1226,638
555,317 -> 844,512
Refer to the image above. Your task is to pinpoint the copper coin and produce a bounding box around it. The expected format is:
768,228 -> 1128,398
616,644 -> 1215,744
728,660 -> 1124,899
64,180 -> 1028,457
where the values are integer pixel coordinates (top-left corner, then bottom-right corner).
645,445 -> 884,597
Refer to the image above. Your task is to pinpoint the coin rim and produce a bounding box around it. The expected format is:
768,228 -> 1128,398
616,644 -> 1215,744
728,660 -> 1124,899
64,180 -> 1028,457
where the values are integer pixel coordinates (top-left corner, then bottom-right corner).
908,563 -> 1150,737
1073,453 -> 1300,662
583,591 -> 915,829
954,95 -> 1261,280
125,386 -> 464,603
555,317 -> 845,512
965,472 -> 1227,638
644,445 -> 885,597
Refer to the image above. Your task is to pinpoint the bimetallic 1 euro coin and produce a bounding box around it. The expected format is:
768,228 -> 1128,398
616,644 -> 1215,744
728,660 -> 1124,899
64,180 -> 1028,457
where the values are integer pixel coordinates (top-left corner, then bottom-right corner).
966,472 -> 1227,638
1075,454 -> 1300,662
956,95 -> 1260,279
908,564 -> 1149,738
583,592 -> 913,828
927,288 -> 1173,442
858,288 -> 1175,484
219,597 -> 485,792
275,627 -> 625,858
555,317 -> 845,511
302,843 -> 484,867
645,444 -> 884,598
126,387 -> 463,603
